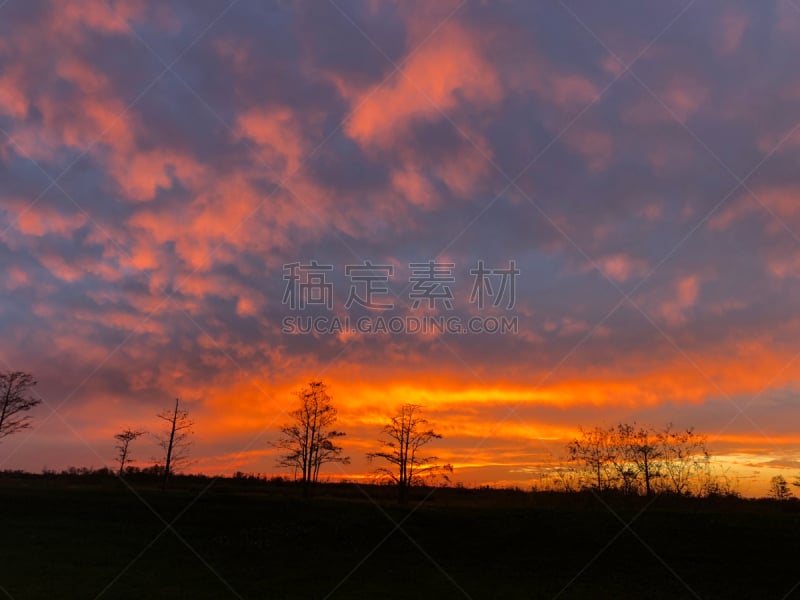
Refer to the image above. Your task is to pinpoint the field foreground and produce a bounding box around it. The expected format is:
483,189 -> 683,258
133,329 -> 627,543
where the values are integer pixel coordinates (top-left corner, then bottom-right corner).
1,475 -> 799,599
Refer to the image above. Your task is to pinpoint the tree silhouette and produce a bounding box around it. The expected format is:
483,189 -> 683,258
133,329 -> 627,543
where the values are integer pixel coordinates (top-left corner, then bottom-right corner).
769,475 -> 793,500
609,423 -> 663,496
156,398 -> 193,491
568,422 -> 709,495
273,381 -> 349,497
658,424 -> 708,495
0,371 -> 40,442
567,426 -> 615,491
114,428 -> 146,477
367,403 -> 452,503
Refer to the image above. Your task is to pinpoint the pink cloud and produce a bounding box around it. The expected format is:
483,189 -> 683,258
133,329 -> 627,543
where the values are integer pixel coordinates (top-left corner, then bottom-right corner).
624,75 -> 710,124
562,128 -> 613,172
13,201 -> 88,238
598,254 -> 648,283
659,275 -> 700,326
236,107 -> 317,178
715,9 -> 749,56
4,266 -> 32,290
710,186 -> 800,232
346,22 -> 502,147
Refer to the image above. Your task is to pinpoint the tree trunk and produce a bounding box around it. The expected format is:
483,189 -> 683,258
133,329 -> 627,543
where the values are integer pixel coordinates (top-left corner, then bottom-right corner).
162,399 -> 178,492
118,444 -> 128,477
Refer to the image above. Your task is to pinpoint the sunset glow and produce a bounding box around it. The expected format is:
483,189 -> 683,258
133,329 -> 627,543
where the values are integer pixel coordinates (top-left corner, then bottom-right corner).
3,0 -> 800,498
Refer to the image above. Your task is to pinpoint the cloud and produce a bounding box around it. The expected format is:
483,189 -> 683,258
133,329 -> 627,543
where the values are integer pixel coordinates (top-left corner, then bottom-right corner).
345,21 -> 502,147
1,1 -> 800,493
715,8 -> 749,56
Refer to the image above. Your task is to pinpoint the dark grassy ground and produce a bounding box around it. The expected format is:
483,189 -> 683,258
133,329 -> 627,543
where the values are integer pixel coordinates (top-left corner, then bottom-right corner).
1,474 -> 799,599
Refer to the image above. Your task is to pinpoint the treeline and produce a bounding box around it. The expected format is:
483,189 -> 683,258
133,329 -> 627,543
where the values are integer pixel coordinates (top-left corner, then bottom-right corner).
0,370 -> 784,500
3,466 -> 292,485
558,423 -> 729,496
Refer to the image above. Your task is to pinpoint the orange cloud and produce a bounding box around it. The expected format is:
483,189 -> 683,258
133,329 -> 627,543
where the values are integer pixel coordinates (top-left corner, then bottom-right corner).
346,22 -> 502,147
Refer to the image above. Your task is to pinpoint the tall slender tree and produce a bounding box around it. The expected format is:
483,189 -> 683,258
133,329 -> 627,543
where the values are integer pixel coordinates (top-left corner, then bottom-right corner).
156,398 -> 193,491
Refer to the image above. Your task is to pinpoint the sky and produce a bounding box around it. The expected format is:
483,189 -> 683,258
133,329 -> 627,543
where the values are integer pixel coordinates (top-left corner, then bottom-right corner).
1,0 -> 800,496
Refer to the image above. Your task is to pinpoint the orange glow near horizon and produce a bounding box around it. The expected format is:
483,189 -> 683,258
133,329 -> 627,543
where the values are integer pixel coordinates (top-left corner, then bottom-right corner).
2,1 -> 800,499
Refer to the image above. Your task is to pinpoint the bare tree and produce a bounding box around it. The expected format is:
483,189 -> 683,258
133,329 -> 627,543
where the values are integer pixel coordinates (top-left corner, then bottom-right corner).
537,465 -> 579,493
695,461 -> 739,498
273,381 -> 349,497
634,425 -> 664,496
610,423 -> 663,496
156,398 -> 193,491
658,424 -> 708,495
0,371 -> 40,441
367,404 -> 452,503
769,475 -> 793,500
567,426 -> 616,491
114,428 -> 146,477
568,422 -> 711,496
607,424 -> 641,495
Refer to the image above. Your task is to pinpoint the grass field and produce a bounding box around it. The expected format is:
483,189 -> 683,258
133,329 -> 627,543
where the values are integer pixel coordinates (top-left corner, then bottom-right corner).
1,473 -> 799,599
